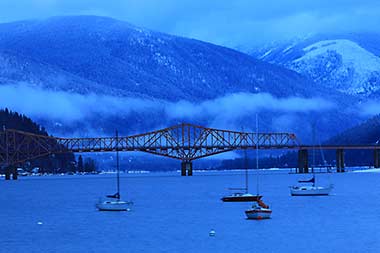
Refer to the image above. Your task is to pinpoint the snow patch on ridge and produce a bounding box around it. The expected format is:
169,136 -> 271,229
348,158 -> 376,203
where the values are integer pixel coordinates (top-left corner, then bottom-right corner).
296,39 -> 380,73
260,49 -> 273,59
291,39 -> 380,95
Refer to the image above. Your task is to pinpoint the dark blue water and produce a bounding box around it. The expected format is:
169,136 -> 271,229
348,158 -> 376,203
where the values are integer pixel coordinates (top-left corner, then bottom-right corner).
1,170 -> 380,253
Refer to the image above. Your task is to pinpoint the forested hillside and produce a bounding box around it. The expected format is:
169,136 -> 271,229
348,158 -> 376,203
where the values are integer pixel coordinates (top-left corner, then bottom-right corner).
0,108 -> 78,173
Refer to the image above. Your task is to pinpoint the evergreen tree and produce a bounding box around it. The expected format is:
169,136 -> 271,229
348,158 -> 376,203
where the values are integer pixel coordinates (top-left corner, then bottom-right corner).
78,155 -> 83,172
84,157 -> 97,172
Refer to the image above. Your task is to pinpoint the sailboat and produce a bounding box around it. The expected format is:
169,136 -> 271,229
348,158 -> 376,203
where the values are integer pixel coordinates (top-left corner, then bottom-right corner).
290,124 -> 333,196
221,144 -> 262,202
96,130 -> 133,211
290,175 -> 333,196
245,115 -> 272,219
245,199 -> 272,219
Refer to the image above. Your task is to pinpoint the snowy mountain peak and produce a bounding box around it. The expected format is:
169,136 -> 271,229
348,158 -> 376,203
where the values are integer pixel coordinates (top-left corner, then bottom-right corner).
251,34 -> 380,97
292,39 -> 380,95
298,39 -> 380,73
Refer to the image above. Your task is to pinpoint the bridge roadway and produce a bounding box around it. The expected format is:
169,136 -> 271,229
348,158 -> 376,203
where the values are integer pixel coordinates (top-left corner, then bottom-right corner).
1,123 -> 379,178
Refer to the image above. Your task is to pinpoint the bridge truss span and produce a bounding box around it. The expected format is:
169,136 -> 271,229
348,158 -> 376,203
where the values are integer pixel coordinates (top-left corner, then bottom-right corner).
113,123 -> 299,160
0,123 -> 300,166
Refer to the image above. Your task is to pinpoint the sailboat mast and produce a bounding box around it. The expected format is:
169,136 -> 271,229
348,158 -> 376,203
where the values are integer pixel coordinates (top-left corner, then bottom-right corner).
244,147 -> 248,193
256,114 -> 259,195
241,126 -> 249,193
116,130 -> 120,200
312,122 -> 316,186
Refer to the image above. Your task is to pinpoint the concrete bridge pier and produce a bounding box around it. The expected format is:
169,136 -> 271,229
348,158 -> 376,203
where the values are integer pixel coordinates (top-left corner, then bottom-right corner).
297,149 -> 309,173
12,167 -> 18,180
336,149 -> 345,172
181,160 -> 193,176
5,167 -> 11,180
4,166 -> 17,180
374,149 -> 380,168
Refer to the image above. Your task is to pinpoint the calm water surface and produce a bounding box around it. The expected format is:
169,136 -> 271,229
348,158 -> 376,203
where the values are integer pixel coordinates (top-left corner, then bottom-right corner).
1,170 -> 380,253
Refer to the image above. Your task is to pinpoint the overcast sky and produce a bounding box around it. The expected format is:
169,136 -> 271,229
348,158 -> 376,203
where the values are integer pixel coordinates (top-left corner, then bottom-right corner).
0,0 -> 379,47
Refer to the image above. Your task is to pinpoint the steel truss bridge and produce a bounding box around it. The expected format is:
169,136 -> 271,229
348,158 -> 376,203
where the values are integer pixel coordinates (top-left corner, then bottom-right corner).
1,123 -> 379,178
0,123 -> 298,176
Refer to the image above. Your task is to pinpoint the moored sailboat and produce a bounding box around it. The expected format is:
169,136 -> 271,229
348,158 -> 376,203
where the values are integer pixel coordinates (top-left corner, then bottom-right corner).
222,144 -> 261,202
245,199 -> 272,219
96,195 -> 132,211
245,115 -> 272,219
221,191 -> 262,202
96,130 -> 133,211
290,124 -> 333,196
290,175 -> 333,196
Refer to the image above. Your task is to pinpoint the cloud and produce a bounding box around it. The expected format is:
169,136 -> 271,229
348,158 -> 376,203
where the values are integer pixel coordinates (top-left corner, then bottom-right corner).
0,84 -> 334,130
0,84 -> 159,122
166,92 -> 334,120
359,101 -> 380,116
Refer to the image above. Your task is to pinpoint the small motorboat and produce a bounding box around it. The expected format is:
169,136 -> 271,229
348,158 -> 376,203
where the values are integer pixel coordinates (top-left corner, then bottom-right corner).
245,200 -> 272,220
221,192 -> 262,202
290,184 -> 333,196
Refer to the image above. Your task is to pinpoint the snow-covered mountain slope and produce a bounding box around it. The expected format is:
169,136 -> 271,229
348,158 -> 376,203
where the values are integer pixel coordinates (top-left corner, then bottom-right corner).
293,39 -> 380,95
250,34 -> 380,97
0,15 -> 324,101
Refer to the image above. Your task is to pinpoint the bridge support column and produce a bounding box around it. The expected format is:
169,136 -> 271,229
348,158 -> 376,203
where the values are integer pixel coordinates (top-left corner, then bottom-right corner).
181,161 -> 193,176
374,149 -> 380,168
297,150 -> 308,173
12,167 -> 18,180
3,166 -> 18,180
336,149 -> 345,172
5,167 -> 11,180
181,162 -> 186,176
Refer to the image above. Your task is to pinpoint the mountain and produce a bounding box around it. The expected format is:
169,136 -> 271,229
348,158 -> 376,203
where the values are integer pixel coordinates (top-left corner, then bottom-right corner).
0,15 -> 323,101
322,114 -> 380,166
250,33 -> 380,98
0,16 -> 359,141
325,114 -> 380,145
312,114 -> 380,167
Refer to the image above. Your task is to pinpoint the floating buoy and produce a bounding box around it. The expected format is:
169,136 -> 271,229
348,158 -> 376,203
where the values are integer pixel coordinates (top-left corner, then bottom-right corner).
209,229 -> 216,237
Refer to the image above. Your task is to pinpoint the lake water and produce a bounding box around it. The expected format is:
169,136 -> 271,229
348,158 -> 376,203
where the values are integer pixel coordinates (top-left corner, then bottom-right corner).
1,169 -> 380,253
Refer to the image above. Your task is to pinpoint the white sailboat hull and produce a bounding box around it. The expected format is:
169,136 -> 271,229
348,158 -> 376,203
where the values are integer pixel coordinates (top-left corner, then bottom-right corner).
96,200 -> 132,211
290,185 -> 333,196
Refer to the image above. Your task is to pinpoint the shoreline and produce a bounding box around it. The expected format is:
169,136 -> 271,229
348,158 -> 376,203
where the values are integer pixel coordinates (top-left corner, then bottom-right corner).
1,166 -> 378,178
